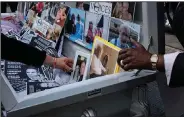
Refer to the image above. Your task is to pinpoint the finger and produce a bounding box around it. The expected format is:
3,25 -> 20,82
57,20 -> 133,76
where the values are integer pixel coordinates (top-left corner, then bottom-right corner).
123,56 -> 133,65
63,64 -> 73,72
66,58 -> 74,64
130,38 -> 142,48
124,63 -> 133,71
119,48 -> 129,55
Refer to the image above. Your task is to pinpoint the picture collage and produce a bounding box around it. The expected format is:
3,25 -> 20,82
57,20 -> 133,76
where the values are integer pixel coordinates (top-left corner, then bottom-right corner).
2,2 -> 141,96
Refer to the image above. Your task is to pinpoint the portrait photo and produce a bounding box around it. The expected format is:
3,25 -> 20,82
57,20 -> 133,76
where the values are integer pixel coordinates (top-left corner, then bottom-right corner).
71,51 -> 90,82
65,8 -> 86,47
25,66 -> 59,95
89,36 -> 120,79
108,17 -> 141,49
111,2 -> 136,22
84,12 -> 110,50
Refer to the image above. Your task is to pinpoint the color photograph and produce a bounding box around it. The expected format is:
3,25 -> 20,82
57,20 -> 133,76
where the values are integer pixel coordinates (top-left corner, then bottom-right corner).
84,12 -> 110,50
71,51 -> 90,81
65,8 -> 87,48
111,2 -> 136,22
109,17 -> 141,49
89,36 -> 121,79
23,2 -> 68,43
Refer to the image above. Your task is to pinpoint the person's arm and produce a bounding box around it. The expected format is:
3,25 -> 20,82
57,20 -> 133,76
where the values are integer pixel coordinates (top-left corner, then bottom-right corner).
2,33 -> 46,67
1,34 -> 73,72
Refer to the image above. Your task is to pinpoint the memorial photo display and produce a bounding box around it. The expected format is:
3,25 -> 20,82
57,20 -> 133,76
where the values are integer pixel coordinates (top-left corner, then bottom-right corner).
2,2 -> 142,97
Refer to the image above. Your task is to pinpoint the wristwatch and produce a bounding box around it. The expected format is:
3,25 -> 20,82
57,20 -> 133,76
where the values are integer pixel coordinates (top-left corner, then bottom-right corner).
150,54 -> 158,70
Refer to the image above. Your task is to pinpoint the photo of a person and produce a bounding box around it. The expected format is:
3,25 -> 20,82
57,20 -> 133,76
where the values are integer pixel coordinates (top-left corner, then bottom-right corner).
90,44 -> 106,78
26,66 -> 45,82
26,66 -> 60,94
65,8 -> 85,44
86,21 -> 94,44
73,56 -> 87,82
84,12 -> 110,50
112,2 -> 136,21
66,13 -> 76,34
76,2 -> 84,10
72,51 -> 90,81
109,17 -> 140,49
54,5 -> 69,27
89,37 -> 121,79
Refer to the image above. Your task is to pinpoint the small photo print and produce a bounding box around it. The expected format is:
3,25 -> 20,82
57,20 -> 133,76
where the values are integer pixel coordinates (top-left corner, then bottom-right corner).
89,36 -> 120,79
76,2 -> 90,11
108,17 -> 141,49
65,8 -> 86,48
71,51 -> 90,81
111,2 -> 136,21
84,12 -> 110,50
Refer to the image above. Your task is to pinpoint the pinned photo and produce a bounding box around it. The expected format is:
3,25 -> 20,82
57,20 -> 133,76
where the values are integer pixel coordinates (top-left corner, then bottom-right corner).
109,17 -> 141,49
71,51 -> 90,81
111,2 -> 136,21
84,12 -> 110,50
89,36 -> 121,79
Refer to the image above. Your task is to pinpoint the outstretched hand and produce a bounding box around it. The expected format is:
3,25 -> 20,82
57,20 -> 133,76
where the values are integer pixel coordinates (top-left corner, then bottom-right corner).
56,57 -> 74,72
117,39 -> 152,71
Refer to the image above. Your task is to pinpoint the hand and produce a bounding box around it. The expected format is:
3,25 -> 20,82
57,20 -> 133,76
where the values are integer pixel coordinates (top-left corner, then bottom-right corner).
117,39 -> 152,71
56,57 -> 74,72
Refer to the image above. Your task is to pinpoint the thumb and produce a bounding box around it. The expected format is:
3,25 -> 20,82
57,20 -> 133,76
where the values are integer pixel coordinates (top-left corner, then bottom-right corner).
130,38 -> 142,48
63,64 -> 73,72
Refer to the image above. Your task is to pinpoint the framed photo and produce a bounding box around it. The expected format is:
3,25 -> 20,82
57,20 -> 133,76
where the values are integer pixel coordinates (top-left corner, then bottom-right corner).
108,17 -> 141,49
89,36 -> 121,79
84,12 -> 110,50
111,2 -> 136,22
71,51 -> 90,82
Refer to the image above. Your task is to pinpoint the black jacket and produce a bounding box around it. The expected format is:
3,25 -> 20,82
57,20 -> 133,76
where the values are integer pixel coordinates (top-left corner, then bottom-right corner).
1,33 -> 46,67
169,53 -> 184,87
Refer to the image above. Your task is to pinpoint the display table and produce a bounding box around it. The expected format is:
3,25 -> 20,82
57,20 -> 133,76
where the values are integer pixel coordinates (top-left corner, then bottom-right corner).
1,70 -> 156,117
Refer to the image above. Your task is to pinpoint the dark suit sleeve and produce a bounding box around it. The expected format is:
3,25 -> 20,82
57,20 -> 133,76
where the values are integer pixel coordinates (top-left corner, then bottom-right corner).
1,33 -> 46,67
169,53 -> 184,87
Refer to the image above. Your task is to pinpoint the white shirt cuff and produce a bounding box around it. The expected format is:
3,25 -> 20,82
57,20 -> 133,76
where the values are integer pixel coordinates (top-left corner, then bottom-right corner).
164,52 -> 181,85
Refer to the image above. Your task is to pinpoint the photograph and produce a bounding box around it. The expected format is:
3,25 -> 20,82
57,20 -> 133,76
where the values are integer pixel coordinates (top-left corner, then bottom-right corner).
71,51 -> 90,81
65,8 -> 86,47
89,36 -> 121,79
84,12 -> 110,50
25,66 -> 60,95
23,2 -> 68,43
108,17 -> 141,49
111,2 -> 136,21
76,2 -> 90,11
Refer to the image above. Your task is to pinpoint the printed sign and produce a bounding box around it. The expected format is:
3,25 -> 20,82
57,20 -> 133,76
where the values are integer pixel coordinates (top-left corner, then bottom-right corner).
89,2 -> 112,17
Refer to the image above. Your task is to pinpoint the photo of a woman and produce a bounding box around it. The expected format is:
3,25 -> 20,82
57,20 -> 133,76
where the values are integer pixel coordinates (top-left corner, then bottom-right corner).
86,21 -> 94,44
54,6 -> 67,27
73,56 -> 87,82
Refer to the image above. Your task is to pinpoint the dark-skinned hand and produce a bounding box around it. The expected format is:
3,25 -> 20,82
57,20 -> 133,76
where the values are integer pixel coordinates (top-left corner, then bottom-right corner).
117,39 -> 152,71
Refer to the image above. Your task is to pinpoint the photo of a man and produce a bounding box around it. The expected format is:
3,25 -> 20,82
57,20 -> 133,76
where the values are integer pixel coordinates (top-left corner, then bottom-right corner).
109,17 -> 140,49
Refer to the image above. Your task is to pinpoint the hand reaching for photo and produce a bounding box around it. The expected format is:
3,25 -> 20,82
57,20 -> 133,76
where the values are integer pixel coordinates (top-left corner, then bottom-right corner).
56,57 -> 74,72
